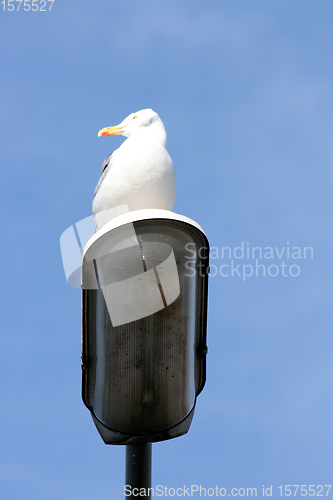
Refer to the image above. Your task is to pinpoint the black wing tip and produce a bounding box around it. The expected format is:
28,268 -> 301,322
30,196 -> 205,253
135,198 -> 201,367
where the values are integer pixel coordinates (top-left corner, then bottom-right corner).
101,153 -> 112,172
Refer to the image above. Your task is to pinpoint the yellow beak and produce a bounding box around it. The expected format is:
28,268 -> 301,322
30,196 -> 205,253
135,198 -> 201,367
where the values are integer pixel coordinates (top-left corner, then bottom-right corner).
98,125 -> 125,137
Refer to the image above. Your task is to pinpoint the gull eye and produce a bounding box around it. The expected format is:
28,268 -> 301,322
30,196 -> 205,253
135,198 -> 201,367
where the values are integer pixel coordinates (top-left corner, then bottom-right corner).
132,115 -> 137,120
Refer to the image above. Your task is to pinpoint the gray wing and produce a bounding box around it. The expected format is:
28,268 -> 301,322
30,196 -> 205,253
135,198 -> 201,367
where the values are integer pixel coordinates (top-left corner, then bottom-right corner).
93,153 -> 113,198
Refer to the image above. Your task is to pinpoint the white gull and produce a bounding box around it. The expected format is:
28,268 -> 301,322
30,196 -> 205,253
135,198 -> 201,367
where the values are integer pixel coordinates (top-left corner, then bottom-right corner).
93,109 -> 176,231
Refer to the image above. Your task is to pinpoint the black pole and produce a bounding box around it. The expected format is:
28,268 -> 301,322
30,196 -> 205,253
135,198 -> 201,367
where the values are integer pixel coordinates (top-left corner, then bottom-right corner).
125,443 -> 152,498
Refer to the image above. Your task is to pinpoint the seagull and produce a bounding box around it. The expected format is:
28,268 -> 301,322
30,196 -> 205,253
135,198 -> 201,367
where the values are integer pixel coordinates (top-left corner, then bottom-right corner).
93,109 -> 176,231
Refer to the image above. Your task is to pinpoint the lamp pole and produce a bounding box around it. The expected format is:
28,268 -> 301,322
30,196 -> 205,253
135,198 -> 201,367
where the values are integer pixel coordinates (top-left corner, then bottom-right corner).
81,210 -> 209,497
125,443 -> 152,498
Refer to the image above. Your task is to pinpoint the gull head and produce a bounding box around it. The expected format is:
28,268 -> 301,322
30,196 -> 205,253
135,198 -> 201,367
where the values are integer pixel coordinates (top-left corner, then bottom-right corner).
98,109 -> 161,138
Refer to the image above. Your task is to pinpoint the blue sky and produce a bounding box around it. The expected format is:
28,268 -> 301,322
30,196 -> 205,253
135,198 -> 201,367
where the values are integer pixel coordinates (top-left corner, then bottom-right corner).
1,1 -> 333,498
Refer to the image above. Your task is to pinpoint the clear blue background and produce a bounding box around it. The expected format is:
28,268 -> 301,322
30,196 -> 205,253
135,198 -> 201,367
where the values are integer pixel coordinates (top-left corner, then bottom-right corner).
1,1 -> 332,498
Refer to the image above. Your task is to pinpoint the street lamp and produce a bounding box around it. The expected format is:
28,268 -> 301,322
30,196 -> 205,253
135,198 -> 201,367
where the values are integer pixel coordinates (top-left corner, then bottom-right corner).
81,209 -> 209,496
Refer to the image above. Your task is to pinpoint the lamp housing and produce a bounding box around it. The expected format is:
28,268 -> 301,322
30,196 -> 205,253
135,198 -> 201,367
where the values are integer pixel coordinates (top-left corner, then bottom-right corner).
81,209 -> 209,444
